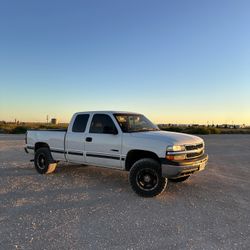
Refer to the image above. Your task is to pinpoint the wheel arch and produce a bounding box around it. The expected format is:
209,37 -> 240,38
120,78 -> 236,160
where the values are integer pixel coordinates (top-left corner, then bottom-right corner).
34,142 -> 50,152
125,149 -> 160,171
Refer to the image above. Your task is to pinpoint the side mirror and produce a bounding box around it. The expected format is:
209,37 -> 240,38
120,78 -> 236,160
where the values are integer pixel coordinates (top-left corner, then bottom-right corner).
103,126 -> 118,135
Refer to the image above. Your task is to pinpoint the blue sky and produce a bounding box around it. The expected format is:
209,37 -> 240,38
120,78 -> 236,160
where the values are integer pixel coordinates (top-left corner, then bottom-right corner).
0,0 -> 249,124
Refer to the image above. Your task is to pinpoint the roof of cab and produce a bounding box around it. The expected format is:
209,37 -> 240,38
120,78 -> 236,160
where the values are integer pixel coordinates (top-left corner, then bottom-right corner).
74,111 -> 141,115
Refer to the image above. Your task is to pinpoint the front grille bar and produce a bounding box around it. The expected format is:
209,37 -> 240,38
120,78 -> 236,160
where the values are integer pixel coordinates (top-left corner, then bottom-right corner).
186,150 -> 204,159
185,143 -> 203,151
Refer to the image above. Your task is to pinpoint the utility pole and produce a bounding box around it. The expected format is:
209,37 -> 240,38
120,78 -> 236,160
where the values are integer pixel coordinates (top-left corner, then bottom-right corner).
46,115 -> 49,124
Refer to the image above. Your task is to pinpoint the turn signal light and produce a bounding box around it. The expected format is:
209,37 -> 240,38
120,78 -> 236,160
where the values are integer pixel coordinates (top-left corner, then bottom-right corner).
166,155 -> 175,161
166,154 -> 186,161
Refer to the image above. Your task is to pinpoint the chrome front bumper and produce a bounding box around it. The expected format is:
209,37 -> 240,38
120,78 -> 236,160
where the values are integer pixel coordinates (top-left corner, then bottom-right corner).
161,154 -> 208,178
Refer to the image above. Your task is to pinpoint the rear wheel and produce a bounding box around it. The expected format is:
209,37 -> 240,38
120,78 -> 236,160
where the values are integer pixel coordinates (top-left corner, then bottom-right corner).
170,175 -> 190,183
129,158 -> 167,197
34,147 -> 57,174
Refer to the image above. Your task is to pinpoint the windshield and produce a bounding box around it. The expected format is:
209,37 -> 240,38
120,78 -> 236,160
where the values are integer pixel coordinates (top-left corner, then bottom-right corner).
114,113 -> 159,133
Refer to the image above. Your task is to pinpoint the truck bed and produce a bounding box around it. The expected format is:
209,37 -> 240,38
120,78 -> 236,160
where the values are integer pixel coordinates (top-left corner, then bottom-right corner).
26,129 -> 67,161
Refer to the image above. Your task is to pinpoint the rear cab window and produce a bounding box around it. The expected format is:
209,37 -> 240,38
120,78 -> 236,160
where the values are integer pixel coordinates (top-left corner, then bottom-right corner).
72,114 -> 89,132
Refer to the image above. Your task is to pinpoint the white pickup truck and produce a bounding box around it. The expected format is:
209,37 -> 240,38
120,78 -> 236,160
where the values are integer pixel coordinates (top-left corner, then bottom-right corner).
25,111 -> 208,197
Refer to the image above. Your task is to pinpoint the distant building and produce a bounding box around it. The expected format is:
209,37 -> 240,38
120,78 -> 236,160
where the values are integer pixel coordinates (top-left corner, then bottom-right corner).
218,124 -> 245,129
158,123 -> 191,127
234,124 -> 245,129
51,118 -> 58,125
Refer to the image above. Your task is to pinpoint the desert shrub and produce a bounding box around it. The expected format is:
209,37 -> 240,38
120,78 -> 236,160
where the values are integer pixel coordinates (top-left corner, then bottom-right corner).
162,126 -> 184,133
160,126 -> 221,135
11,126 -> 28,134
184,127 -> 211,134
208,127 -> 220,134
38,124 -> 48,129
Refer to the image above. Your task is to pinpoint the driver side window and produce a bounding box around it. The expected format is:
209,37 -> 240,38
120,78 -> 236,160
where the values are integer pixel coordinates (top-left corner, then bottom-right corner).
89,114 -> 118,134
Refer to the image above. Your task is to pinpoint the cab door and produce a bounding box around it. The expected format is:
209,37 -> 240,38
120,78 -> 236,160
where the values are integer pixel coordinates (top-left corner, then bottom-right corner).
85,114 -> 122,168
65,113 -> 90,163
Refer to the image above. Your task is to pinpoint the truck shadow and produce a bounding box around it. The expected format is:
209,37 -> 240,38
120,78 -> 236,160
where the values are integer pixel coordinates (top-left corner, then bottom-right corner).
1,163 -> 213,218
55,163 -> 199,197
5,162 -> 209,200
55,163 -> 129,187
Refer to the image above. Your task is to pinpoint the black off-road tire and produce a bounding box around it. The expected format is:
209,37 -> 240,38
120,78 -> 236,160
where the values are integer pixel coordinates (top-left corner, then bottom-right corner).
129,158 -> 167,197
34,147 -> 57,174
170,175 -> 190,183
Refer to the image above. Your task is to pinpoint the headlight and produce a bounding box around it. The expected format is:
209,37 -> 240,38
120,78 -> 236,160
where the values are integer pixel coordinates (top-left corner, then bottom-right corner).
166,145 -> 185,152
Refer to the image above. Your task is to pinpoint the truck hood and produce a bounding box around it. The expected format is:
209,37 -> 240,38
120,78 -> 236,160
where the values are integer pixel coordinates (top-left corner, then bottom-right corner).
130,130 -> 203,145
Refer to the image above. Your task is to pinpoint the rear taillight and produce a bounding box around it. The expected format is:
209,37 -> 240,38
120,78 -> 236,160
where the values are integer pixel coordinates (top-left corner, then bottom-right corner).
25,132 -> 27,144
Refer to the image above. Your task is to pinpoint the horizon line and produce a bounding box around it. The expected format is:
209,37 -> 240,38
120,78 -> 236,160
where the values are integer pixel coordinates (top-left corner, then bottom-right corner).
1,120 -> 249,127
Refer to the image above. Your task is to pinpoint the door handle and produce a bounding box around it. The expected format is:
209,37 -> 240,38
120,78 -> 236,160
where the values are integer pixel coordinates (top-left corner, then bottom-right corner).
111,149 -> 119,152
86,137 -> 92,142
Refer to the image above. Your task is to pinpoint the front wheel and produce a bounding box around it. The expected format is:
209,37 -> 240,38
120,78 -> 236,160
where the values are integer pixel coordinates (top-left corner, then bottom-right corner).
129,158 -> 167,197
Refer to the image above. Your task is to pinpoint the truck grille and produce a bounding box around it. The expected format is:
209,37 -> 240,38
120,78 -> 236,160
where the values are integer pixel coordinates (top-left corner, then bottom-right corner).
185,143 -> 204,159
185,143 -> 203,151
186,150 -> 204,159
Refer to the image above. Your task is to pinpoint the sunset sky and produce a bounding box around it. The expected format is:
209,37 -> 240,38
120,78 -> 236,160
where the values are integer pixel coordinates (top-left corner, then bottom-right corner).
0,0 -> 249,125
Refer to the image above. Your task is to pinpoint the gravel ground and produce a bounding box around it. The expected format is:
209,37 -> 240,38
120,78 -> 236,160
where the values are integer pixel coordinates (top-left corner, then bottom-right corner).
0,134 -> 249,250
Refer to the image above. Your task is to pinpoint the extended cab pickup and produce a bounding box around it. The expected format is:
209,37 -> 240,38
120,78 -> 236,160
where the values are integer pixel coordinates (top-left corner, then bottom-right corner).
25,111 -> 208,197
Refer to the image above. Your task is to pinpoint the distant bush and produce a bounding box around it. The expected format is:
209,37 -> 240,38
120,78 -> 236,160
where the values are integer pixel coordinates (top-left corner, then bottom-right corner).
11,126 -> 28,134
0,122 -> 249,134
38,124 -> 66,129
39,124 -> 68,130
160,126 -> 221,135
184,127 -> 211,134
220,129 -> 250,134
164,126 -> 183,133
208,127 -> 220,134
160,126 -> 250,134
0,123 -> 68,134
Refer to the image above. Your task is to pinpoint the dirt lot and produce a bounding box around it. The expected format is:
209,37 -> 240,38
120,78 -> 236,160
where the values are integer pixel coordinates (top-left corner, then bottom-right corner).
0,134 -> 249,250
